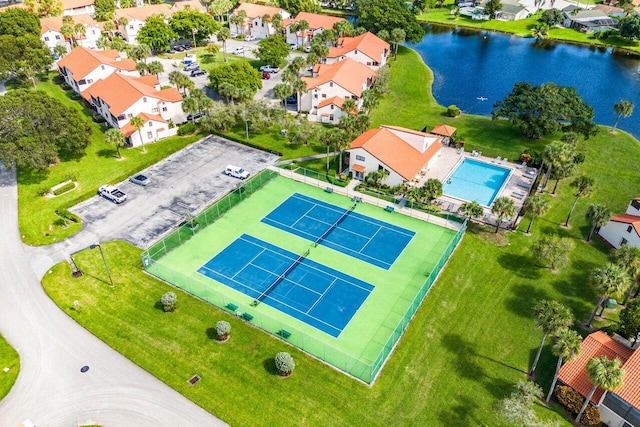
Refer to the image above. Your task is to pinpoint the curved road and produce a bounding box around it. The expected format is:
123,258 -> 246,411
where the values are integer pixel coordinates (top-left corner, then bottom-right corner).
0,165 -> 226,426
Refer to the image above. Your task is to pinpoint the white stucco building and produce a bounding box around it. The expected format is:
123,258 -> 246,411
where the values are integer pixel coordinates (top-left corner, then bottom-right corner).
62,0 -> 95,16
40,14 -> 103,52
599,198 -> 640,249
114,4 -> 172,45
326,32 -> 390,69
283,11 -> 344,46
231,2 -> 291,39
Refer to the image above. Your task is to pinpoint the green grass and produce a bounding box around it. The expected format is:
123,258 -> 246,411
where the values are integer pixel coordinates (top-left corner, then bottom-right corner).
220,124 -> 324,159
16,76 -> 203,246
0,334 -> 19,401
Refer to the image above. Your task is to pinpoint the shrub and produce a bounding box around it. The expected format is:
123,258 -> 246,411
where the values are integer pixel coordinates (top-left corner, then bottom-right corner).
580,405 -> 601,426
52,181 -> 76,196
177,122 -> 196,136
274,351 -> 295,376
160,291 -> 177,312
555,385 -> 584,414
215,321 -> 231,340
446,105 -> 461,117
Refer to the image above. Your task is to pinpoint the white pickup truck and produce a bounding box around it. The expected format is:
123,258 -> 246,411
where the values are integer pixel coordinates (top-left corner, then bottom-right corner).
98,185 -> 127,204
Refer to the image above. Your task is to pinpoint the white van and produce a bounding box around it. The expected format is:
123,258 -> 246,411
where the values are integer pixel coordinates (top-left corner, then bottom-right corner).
225,165 -> 250,179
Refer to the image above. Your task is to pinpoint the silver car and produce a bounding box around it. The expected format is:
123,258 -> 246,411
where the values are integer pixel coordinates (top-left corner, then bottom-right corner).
129,174 -> 150,186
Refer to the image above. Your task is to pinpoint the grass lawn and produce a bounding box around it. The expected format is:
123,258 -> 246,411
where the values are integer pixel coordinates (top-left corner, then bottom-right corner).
0,334 -> 19,401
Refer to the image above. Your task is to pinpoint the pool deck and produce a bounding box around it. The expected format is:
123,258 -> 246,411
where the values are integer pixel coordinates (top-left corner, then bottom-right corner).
412,146 -> 537,227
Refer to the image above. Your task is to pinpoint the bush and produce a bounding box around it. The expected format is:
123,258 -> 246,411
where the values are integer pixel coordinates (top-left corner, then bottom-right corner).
580,405 -> 601,426
52,181 -> 76,196
160,291 -> 177,312
555,385 -> 584,414
446,105 -> 461,117
215,320 -> 231,340
177,122 -> 196,136
274,351 -> 295,376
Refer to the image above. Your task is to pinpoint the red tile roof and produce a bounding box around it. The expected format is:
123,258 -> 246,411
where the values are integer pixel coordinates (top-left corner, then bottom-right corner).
120,112 -> 166,136
558,332 -> 634,404
317,96 -> 344,109
62,0 -> 93,10
302,58 -> 375,97
114,4 -> 171,22
431,124 -> 457,137
40,13 -> 99,35
350,126 -> 443,181
171,0 -> 207,13
285,11 -> 343,30
610,214 -> 640,235
57,46 -> 137,80
328,32 -> 390,62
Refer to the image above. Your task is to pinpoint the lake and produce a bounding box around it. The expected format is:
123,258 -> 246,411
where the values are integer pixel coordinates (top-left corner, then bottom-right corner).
409,24 -> 640,138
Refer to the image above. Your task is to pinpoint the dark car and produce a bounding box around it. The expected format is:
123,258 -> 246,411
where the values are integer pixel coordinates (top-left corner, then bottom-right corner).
285,96 -> 297,105
190,69 -> 207,77
261,71 -> 271,80
174,45 -> 185,52
186,111 -> 204,121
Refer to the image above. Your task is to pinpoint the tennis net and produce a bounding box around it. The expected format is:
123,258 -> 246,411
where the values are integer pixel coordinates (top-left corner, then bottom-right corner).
253,248 -> 310,305
314,203 -> 356,247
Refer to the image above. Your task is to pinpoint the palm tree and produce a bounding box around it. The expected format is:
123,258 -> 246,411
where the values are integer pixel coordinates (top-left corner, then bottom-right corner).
565,175 -> 595,227
546,328 -> 582,402
491,197 -> 516,233
390,28 -> 406,60
530,23 -> 549,40
74,23 -> 86,46
182,97 -> 199,123
273,83 -> 292,109
291,79 -> 307,114
218,82 -> 237,104
282,67 -> 297,85
129,116 -> 146,153
612,99 -> 634,132
610,245 -> 640,304
147,60 -> 163,78
460,200 -> 483,220
104,128 -> 125,159
587,263 -> 630,327
342,98 -> 357,115
168,70 -> 183,88
290,56 -> 306,74
218,28 -> 230,63
575,356 -> 625,423
529,300 -> 573,376
296,19 -> 309,47
550,160 -> 575,195
271,13 -> 282,35
103,21 -> 115,40
542,141 -> 574,190
523,194 -> 549,234
585,203 -> 611,242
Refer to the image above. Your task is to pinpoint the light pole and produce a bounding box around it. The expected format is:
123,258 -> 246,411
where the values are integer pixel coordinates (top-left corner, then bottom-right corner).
191,27 -> 198,48
90,243 -> 114,287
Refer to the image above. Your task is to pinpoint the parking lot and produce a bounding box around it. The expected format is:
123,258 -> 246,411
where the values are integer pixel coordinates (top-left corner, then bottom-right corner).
70,135 -> 279,248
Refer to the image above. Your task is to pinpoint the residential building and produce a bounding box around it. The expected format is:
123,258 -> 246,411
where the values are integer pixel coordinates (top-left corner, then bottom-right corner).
231,3 -> 291,39
83,73 -> 183,146
562,7 -> 619,32
599,198 -> 640,249
496,0 -> 531,21
170,0 -> 207,14
348,125 -> 443,186
40,14 -> 102,52
557,331 -> 640,427
114,4 -> 172,45
326,32 -> 390,70
62,0 -> 94,16
283,11 -> 344,46
58,46 -> 138,94
301,58 -> 376,123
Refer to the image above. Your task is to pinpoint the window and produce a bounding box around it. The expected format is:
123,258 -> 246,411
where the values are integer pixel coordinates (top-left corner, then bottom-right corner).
628,225 -> 633,233
367,62 -> 372,66
152,107 -> 159,113
55,35 -> 61,40
86,79 -> 93,84
322,94 -> 326,98
162,107 -> 167,112
44,36 -> 50,41
355,49 -> 358,54
146,131 -> 153,139
78,79 -> 87,85
127,113 -> 133,118
101,65 -> 105,70
330,105 -> 334,110
329,82 -> 333,87
314,94 -> 318,99
143,97 -> 147,102
329,114 -> 334,121
129,25 -> 134,29
356,155 -> 365,161
148,121 -> 153,127
621,238 -> 629,246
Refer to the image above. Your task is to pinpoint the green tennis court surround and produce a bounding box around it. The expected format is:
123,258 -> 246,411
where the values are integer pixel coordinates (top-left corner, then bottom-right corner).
142,173 -> 465,383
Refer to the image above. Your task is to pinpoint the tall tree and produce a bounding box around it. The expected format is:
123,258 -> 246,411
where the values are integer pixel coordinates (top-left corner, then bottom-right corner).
575,356 -> 625,423
342,98 -> 357,115
529,300 -> 573,376
541,141 -> 574,189
0,34 -> 52,87
208,61 -> 262,96
356,0 -> 424,43
0,8 -> 41,37
182,96 -> 199,123
217,27 -> 230,62
620,299 -> 640,342
610,245 -> 640,304
611,99 -> 634,132
273,83 -> 292,109
422,178 -> 443,204
523,194 -> 549,234
147,60 -> 163,77
491,197 -> 516,233
585,203 -> 611,242
459,200 -> 483,220
530,23 -> 549,40
565,175 -> 595,227
546,328 -> 582,402
587,263 -> 629,327
291,79 -> 307,113
531,235 -> 575,271
130,43 -> 151,63
294,19 -> 309,47
129,116 -> 146,153
208,0 -> 233,24
24,0 -> 62,17
389,28 -> 406,60
620,14 -> 640,40
94,0 -> 116,22
104,127 -> 125,159
484,0 -> 502,18
256,35 -> 290,66
170,8 -> 219,47
136,15 -> 176,52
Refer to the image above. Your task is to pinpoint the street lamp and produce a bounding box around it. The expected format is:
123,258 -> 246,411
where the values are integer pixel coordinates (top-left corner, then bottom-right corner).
191,27 -> 198,48
90,242 -> 114,287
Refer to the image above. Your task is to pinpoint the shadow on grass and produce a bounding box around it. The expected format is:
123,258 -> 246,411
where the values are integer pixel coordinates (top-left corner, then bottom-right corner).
497,253 -> 541,279
262,358 -> 277,375
505,284 -> 550,318
153,300 -> 165,312
96,148 -> 118,159
437,399 -> 480,425
206,327 -> 217,340
16,166 -> 49,185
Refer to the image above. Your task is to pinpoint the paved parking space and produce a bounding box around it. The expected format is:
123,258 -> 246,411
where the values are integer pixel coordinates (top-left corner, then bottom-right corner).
70,135 -> 279,248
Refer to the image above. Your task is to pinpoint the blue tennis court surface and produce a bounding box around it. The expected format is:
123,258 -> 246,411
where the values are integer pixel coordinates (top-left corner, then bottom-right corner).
197,234 -> 374,337
261,193 -> 415,269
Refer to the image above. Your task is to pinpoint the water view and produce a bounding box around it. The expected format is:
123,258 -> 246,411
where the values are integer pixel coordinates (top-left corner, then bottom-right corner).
410,24 -> 640,138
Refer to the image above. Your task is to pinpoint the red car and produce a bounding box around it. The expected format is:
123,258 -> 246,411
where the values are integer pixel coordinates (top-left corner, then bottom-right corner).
262,71 -> 271,80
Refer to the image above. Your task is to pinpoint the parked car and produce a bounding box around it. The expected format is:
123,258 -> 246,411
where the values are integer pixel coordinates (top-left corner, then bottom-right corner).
190,68 -> 207,77
225,165 -> 250,179
129,174 -> 150,186
174,45 -> 185,52
232,46 -> 244,55
285,96 -> 298,105
186,111 -> 204,121
289,43 -> 297,49
261,71 -> 271,80
98,185 -> 127,204
184,62 -> 199,72
259,65 -> 280,73
304,46 -> 312,53
245,35 -> 256,41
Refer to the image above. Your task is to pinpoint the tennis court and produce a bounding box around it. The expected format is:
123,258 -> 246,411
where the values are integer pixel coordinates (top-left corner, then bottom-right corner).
198,234 -> 374,337
261,193 -> 415,270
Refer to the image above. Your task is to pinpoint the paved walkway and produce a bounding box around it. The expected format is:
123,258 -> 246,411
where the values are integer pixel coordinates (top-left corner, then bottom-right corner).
0,165 -> 226,427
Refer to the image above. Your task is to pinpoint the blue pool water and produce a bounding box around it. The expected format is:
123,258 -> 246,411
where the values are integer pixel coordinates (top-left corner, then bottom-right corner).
443,158 -> 511,207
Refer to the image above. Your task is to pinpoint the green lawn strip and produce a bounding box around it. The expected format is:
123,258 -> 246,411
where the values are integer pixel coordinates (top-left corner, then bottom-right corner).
17,77 -> 202,246
218,124 -> 324,159
0,334 -> 19,401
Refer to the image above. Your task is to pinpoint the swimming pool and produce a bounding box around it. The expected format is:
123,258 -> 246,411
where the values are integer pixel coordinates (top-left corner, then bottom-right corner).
443,158 -> 511,207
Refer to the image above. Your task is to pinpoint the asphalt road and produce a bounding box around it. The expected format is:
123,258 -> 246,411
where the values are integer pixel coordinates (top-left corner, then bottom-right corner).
0,164 -> 228,427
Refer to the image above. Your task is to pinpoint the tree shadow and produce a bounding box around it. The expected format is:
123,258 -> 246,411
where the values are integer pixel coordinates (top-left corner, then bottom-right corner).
497,253 -> 542,279
16,166 -> 49,185
437,399 -> 480,425
96,148 -> 118,159
206,327 -> 217,340
153,300 -> 165,312
504,284 -> 550,318
262,358 -> 277,375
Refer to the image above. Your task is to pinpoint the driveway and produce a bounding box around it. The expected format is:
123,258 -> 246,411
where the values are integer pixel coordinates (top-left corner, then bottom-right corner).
70,135 -> 279,249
